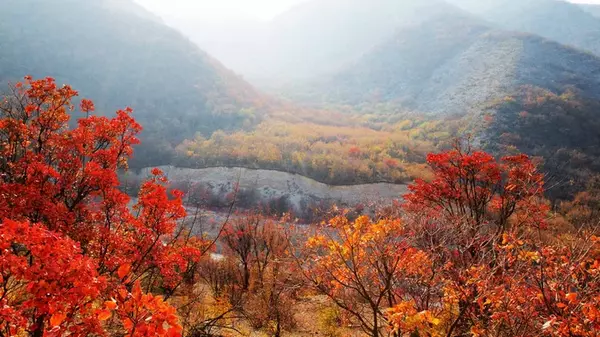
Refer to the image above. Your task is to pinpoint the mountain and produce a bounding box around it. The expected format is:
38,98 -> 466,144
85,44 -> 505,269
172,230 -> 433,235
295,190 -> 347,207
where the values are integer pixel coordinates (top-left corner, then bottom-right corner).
0,0 -> 267,167
5,0 -> 600,198
276,10 -> 600,198
285,11 -> 600,112
171,0 -> 600,87
448,0 -> 600,56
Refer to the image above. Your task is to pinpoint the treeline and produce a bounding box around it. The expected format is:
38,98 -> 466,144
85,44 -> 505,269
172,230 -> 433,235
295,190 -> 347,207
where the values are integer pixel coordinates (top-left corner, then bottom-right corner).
174,117 -> 460,185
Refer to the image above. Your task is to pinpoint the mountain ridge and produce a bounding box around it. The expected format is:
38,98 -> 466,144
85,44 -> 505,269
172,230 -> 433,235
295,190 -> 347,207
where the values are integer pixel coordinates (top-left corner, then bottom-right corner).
281,11 -> 600,114
448,0 -> 600,56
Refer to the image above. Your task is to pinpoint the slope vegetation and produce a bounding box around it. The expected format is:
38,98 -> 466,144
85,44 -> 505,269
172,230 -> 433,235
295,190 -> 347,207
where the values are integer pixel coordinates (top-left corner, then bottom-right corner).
449,0 -> 600,56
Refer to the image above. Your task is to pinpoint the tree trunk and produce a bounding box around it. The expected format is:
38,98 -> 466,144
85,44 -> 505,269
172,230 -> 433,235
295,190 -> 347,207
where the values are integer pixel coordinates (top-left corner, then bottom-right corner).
242,262 -> 250,291
372,309 -> 379,337
274,311 -> 282,337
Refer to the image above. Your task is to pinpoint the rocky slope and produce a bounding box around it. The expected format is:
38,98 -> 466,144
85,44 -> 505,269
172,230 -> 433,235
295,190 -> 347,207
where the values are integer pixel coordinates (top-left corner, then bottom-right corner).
123,166 -> 407,214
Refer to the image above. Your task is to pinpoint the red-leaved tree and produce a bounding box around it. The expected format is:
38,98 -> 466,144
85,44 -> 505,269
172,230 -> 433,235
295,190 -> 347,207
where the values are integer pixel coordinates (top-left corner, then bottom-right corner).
0,77 -> 204,337
390,145 -> 600,336
305,144 -> 600,337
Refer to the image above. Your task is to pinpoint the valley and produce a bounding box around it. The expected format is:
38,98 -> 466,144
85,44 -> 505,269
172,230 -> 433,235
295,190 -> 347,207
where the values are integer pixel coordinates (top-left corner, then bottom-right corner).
2,0 -> 600,202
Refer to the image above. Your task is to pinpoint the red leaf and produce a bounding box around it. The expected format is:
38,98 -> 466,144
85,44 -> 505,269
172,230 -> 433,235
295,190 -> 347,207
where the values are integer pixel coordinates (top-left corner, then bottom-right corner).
97,309 -> 112,321
117,263 -> 131,279
50,312 -> 67,327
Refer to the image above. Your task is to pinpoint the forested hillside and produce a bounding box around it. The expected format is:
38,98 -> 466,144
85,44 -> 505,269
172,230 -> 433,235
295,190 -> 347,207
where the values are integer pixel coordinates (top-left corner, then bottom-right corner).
484,86 -> 600,200
0,0 -> 267,168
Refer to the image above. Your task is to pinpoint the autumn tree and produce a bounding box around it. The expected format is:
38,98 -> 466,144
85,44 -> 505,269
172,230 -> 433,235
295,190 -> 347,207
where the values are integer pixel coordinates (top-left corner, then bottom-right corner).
403,145 -> 547,245
561,175 -> 600,228
220,212 -> 300,336
303,215 -> 434,337
388,145 -> 600,336
304,144 -> 600,337
0,77 -> 204,336
387,229 -> 600,336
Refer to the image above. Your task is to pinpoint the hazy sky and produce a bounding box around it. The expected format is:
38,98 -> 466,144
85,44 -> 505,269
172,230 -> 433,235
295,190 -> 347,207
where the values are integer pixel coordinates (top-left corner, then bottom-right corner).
134,0 -> 308,21
134,0 -> 600,22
